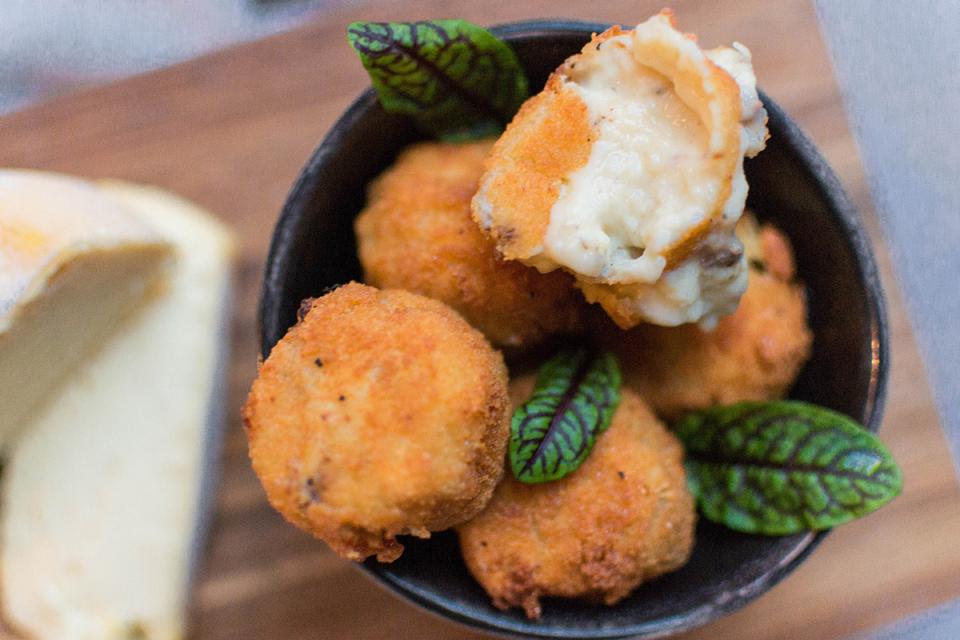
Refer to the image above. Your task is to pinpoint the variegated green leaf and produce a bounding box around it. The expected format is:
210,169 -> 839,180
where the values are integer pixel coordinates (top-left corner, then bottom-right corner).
347,20 -> 528,141
674,401 -> 903,535
510,349 -> 622,484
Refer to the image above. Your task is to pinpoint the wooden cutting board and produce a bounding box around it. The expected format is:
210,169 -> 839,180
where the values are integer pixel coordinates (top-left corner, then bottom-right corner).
1,1 -> 958,639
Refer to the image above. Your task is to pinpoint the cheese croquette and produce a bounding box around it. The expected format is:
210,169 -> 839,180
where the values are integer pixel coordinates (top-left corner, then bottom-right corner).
355,140 -> 585,349
244,283 -> 510,562
472,10 -> 768,328
599,217 -> 813,420
457,387 -> 695,619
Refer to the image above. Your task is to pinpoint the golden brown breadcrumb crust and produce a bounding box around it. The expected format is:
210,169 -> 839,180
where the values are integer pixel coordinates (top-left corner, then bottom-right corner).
597,222 -> 813,419
244,283 -> 510,562
355,140 -> 585,348
457,386 -> 695,619
471,71 -> 594,262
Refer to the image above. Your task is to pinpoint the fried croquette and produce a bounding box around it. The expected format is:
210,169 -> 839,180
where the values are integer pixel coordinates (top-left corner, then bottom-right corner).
472,10 -> 768,328
244,283 -> 510,562
355,140 -> 585,349
457,386 -> 695,619
597,218 -> 813,420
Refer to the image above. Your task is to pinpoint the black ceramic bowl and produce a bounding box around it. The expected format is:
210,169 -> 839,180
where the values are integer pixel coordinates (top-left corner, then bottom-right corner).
259,20 -> 888,640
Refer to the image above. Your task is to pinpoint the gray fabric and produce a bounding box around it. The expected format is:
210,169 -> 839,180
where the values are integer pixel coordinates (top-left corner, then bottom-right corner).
815,0 -> 960,475
849,600 -> 960,640
815,2 -> 960,638
0,0 -> 335,113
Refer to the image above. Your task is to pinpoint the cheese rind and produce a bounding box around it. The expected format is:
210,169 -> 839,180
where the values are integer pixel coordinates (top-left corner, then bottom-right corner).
1,181 -> 234,640
0,170 -> 170,445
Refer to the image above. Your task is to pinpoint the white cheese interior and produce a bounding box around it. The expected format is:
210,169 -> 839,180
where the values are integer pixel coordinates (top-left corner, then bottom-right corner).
542,23 -> 767,326
1,182 -> 234,640
545,36 -> 716,283
0,171 -> 170,445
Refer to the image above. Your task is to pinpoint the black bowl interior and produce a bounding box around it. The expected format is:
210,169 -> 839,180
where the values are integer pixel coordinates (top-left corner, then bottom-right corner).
260,21 -> 888,640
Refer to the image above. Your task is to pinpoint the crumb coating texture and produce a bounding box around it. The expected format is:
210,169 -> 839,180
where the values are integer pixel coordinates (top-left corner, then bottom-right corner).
245,283 -> 510,562
356,140 -> 585,349
598,221 -> 812,419
458,386 -> 695,618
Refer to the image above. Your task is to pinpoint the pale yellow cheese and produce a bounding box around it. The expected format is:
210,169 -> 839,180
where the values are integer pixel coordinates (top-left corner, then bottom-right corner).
544,16 -> 768,327
1,181 -> 234,640
0,170 -> 170,445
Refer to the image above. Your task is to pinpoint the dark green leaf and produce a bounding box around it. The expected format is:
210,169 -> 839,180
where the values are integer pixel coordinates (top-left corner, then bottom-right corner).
510,348 -> 622,484
674,401 -> 903,535
346,20 -> 529,141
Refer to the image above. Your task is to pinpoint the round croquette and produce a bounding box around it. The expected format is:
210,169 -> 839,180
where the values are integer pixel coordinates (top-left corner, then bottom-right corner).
457,386 -> 695,619
355,140 -> 585,349
244,283 -> 510,562
596,218 -> 812,420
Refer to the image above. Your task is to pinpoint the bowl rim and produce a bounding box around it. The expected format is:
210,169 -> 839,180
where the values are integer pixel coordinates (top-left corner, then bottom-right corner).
259,18 -> 889,640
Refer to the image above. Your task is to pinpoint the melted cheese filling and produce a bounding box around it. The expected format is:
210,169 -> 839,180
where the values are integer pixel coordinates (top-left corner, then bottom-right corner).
544,36 -> 717,283
542,24 -> 766,327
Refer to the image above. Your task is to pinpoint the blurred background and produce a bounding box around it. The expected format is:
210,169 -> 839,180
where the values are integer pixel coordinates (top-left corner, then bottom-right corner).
0,0 -> 337,113
2,1 -> 958,639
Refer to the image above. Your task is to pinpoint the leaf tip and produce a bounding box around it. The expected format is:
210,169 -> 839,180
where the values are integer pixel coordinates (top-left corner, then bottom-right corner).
345,20 -> 365,40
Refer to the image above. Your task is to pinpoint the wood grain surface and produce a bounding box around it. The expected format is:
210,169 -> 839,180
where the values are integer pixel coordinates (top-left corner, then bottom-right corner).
1,1 -> 958,639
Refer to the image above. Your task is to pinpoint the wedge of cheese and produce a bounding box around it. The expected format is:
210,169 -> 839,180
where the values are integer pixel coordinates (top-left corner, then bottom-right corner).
0,170 -> 171,446
2,181 -> 234,640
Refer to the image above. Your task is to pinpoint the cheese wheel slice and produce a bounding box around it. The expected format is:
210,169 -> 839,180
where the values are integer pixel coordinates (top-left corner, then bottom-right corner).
2,181 -> 235,640
0,170 -> 171,445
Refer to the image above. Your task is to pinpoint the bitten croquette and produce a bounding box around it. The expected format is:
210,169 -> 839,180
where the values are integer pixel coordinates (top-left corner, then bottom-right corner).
244,283 -> 510,562
457,384 -> 695,619
355,140 -> 585,349
470,13 -> 768,328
